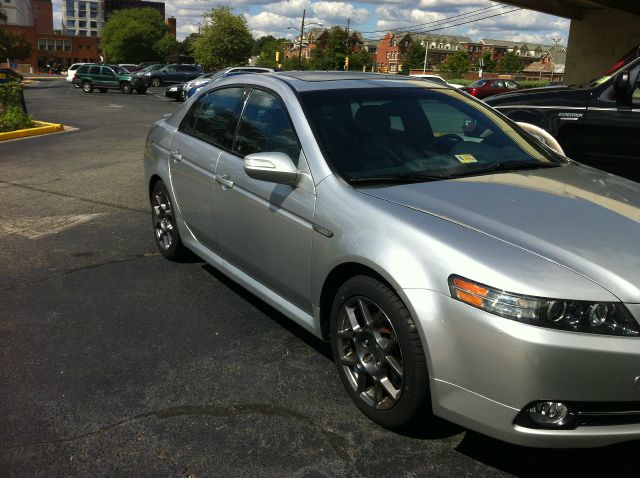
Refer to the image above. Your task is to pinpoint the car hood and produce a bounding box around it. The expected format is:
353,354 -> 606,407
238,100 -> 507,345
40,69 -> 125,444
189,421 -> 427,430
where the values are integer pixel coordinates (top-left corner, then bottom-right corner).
360,164 -> 640,302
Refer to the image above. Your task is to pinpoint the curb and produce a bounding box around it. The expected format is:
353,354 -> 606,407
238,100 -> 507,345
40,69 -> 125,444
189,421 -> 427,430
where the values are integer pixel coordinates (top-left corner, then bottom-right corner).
0,121 -> 65,141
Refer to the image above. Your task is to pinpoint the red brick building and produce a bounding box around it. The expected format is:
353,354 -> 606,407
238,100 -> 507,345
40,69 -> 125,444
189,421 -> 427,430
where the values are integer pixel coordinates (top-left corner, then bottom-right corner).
4,0 -> 100,73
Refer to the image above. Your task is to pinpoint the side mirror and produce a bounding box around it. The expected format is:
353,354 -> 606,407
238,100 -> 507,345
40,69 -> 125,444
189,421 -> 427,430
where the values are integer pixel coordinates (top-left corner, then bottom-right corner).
613,70 -> 631,102
516,122 -> 565,155
243,152 -> 298,184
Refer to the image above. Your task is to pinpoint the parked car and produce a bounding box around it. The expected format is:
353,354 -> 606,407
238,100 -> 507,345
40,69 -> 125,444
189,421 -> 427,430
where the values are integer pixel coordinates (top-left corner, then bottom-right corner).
141,63 -> 204,87
0,67 -> 23,83
145,71 -> 640,448
66,63 -> 87,85
409,74 -> 463,88
183,67 -> 274,100
164,82 -> 186,101
461,78 -> 519,98
72,64 -> 147,94
486,56 -> 640,181
118,63 -> 141,72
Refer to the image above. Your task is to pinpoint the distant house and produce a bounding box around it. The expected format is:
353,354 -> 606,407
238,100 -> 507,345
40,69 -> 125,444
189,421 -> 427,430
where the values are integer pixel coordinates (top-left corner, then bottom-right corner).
462,39 -> 562,68
521,46 -> 567,81
283,28 -> 329,61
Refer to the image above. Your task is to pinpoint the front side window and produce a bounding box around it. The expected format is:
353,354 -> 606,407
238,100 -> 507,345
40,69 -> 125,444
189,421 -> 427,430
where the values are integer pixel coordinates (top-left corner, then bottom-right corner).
179,87 -> 245,149
300,87 -> 560,182
233,89 -> 301,162
632,74 -> 640,103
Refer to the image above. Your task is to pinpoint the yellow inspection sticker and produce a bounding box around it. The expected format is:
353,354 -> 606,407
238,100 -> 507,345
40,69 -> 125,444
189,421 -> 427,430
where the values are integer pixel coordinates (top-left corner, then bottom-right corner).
455,154 -> 478,164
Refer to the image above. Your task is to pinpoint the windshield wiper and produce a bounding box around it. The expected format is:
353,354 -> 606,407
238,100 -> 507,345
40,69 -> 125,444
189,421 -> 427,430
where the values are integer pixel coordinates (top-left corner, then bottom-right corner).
450,161 -> 560,178
348,173 -> 449,184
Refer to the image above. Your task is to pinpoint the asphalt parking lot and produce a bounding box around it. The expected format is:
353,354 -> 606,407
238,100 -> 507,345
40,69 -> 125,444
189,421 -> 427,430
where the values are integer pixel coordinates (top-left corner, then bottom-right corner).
1,79 -> 639,477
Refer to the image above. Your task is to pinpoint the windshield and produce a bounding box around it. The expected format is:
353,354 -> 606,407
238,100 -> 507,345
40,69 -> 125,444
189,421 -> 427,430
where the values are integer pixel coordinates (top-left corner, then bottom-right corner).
299,87 -> 559,182
139,64 -> 163,73
112,66 -> 128,74
468,80 -> 488,88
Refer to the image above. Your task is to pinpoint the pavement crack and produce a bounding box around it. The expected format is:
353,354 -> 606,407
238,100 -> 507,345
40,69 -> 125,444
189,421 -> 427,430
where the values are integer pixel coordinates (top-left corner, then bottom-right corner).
0,180 -> 146,214
0,253 -> 160,292
1,403 -> 362,475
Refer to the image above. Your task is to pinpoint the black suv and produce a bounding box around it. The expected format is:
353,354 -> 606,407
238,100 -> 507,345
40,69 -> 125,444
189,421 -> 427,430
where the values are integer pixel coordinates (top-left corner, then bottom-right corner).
486,55 -> 640,182
141,64 -> 204,87
73,64 -> 147,94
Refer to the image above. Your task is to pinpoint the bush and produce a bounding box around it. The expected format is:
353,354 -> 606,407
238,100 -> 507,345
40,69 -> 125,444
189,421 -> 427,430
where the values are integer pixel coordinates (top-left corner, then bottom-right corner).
0,82 -> 33,132
518,80 -> 551,89
0,105 -> 33,132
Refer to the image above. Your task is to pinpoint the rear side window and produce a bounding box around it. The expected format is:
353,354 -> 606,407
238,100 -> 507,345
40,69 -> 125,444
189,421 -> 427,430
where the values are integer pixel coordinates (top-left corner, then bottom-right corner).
77,65 -> 90,74
179,87 -> 245,149
177,65 -> 195,72
89,66 -> 100,74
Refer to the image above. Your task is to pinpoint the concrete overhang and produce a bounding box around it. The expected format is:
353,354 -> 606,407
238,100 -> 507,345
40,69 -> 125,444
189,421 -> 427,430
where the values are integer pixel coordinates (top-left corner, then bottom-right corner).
498,0 -> 640,19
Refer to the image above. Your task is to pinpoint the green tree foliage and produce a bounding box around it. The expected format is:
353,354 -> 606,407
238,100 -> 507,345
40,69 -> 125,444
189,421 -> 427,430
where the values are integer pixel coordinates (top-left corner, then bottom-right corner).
310,26 -> 356,71
0,29 -> 33,61
348,48 -> 374,72
0,83 -> 33,132
180,32 -> 201,55
101,7 -> 168,63
499,51 -> 523,73
154,34 -> 180,59
399,41 -> 426,75
255,36 -> 287,69
193,6 -> 253,70
439,51 -> 472,78
480,51 -> 497,72
0,6 -> 33,61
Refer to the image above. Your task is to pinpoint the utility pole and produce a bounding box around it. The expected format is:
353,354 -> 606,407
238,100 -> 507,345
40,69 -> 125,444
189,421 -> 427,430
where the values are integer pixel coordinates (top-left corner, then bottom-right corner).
422,36 -> 429,74
345,18 -> 350,71
297,9 -> 306,70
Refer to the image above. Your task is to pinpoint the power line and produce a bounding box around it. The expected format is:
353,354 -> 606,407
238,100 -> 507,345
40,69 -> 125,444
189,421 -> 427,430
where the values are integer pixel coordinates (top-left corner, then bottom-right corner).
361,7 -> 522,42
359,3 -> 508,34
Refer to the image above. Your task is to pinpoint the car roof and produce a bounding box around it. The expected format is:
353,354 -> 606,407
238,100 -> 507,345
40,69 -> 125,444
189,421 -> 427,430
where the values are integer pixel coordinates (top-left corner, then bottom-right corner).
258,71 -> 449,92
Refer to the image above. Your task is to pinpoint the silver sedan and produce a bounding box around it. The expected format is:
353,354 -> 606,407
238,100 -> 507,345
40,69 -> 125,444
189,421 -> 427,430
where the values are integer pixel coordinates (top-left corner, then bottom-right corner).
144,71 -> 640,448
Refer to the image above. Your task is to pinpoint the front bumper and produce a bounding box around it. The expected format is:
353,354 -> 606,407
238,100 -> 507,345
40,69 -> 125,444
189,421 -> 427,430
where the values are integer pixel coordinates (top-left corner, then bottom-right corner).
403,289 -> 640,447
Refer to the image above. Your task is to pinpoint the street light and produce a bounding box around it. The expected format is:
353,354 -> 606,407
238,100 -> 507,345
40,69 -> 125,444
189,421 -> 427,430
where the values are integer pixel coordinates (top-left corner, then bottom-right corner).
288,10 -> 323,70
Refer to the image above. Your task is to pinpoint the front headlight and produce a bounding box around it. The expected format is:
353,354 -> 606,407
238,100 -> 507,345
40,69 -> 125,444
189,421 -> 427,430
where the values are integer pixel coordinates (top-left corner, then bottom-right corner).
449,275 -> 639,337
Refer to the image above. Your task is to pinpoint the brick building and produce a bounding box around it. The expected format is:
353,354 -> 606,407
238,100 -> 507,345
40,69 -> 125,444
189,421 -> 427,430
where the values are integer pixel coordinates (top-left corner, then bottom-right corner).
3,0 -> 100,73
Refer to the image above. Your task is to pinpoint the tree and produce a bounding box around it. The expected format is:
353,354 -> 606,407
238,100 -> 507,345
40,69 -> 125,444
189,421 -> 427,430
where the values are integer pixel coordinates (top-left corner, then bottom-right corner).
255,36 -> 287,69
101,8 -> 168,63
400,41 -> 426,75
349,48 -> 374,72
480,51 -> 497,72
154,34 -> 180,59
180,32 -> 201,56
499,51 -> 522,73
310,26 -> 355,71
438,51 -> 471,78
0,5 -> 32,61
192,6 -> 253,70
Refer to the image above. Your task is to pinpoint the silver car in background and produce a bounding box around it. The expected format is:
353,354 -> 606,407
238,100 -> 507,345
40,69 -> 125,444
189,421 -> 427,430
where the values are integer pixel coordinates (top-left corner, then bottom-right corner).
144,72 -> 640,448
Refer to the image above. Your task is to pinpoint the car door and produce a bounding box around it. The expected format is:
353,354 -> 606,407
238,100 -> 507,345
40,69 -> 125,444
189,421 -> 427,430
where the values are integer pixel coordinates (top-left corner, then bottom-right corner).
101,66 -> 117,88
582,65 -> 640,181
168,87 -> 247,249
213,87 -> 316,312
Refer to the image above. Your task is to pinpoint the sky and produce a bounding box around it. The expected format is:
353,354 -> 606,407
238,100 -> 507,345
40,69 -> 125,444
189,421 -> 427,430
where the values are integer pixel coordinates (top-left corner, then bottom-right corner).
51,0 -> 570,45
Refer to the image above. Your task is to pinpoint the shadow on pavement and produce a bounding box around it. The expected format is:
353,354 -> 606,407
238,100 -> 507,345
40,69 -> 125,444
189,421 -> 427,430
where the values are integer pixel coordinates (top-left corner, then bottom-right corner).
456,431 -> 640,477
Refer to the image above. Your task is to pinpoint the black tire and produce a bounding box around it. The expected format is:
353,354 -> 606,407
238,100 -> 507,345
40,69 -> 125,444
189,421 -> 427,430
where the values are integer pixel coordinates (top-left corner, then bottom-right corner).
99,88 -> 108,93
82,81 -> 93,93
330,275 -> 430,429
136,87 -> 147,95
151,77 -> 161,87
150,181 -> 187,261
178,89 -> 186,102
120,82 -> 133,94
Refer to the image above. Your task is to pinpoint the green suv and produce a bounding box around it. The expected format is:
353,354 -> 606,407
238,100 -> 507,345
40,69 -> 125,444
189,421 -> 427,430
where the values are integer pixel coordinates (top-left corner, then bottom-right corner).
72,64 -> 147,94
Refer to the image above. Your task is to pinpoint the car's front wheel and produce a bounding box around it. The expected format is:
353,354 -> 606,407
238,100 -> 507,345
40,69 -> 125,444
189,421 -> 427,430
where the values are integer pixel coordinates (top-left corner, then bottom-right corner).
120,82 -> 133,94
330,275 -> 430,429
151,181 -> 186,261
151,77 -> 161,87
82,81 -> 93,93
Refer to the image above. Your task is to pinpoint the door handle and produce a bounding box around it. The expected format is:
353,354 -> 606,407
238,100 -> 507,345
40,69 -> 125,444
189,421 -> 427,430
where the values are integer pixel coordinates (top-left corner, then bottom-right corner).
169,150 -> 182,162
215,174 -> 234,189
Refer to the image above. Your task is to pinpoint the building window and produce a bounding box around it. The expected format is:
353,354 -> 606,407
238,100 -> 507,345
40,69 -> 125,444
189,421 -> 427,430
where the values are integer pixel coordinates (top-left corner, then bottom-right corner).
38,39 -> 46,51
67,20 -> 75,27
90,21 -> 97,28
56,40 -> 63,51
79,20 -> 86,27
64,40 -> 72,51
91,31 -> 97,37
79,30 -> 87,36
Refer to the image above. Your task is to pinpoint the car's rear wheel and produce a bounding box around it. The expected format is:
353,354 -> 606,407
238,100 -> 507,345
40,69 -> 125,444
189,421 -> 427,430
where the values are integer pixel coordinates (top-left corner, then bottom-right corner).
151,181 -> 186,261
120,82 -> 133,94
99,88 -> 108,93
178,89 -> 186,102
151,77 -> 161,87
82,81 -> 93,93
330,275 -> 430,429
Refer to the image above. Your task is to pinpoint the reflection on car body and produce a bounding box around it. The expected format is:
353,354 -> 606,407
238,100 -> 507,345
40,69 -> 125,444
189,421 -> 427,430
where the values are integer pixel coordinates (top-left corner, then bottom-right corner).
144,71 -> 640,448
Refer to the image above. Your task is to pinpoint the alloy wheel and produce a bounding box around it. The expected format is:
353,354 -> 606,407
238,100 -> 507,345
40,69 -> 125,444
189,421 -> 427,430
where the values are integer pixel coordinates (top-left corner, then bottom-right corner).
336,296 -> 404,410
152,188 -> 175,251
